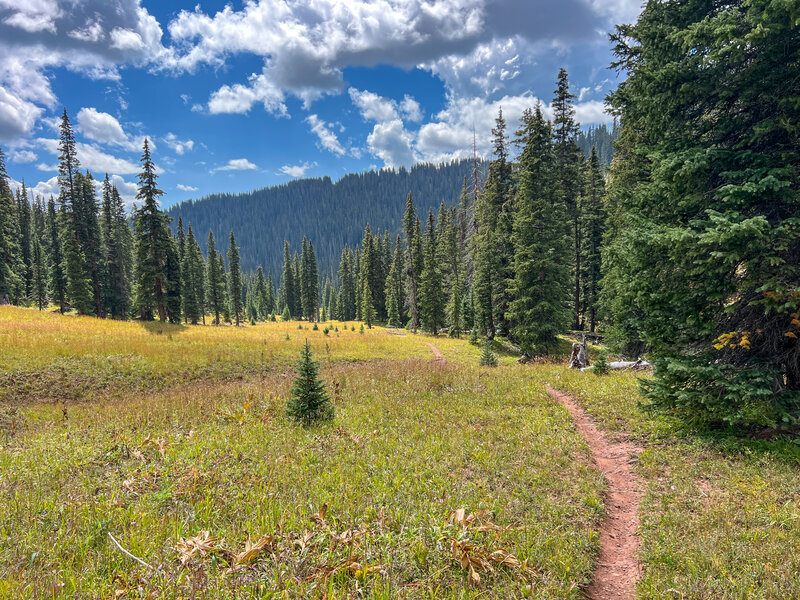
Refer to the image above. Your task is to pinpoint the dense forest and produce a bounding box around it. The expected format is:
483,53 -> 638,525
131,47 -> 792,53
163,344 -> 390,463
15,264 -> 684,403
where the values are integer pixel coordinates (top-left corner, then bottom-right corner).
0,0 -> 797,431
166,161 -> 481,277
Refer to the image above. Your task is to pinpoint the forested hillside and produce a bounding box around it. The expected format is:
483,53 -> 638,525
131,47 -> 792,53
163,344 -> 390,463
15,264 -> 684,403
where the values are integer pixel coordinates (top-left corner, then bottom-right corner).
166,161 -> 480,277
576,123 -> 618,167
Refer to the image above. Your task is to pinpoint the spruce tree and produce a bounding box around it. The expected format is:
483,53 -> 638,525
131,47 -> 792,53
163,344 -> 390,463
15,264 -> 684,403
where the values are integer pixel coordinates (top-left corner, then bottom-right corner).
227,231 -> 243,325
419,209 -> 445,334
287,340 -> 333,425
337,246 -> 356,321
16,183 -> 33,300
307,240 -> 319,321
133,139 -> 171,321
45,197 -> 67,313
300,237 -> 311,320
205,230 -> 225,324
552,68 -> 584,330
0,148 -> 24,303
219,254 -> 231,323
182,226 -> 203,324
479,338 -> 498,367
403,193 -> 420,332
361,277 -> 375,329
508,106 -> 571,355
579,147 -> 605,333
604,0 -> 800,428
254,266 -> 268,319
265,272 -> 275,316
31,235 -> 47,310
385,235 -> 403,327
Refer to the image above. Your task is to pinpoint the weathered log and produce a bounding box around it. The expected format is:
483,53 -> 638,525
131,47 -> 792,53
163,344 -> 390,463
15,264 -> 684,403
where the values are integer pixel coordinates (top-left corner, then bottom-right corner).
569,338 -> 589,369
581,358 -> 653,372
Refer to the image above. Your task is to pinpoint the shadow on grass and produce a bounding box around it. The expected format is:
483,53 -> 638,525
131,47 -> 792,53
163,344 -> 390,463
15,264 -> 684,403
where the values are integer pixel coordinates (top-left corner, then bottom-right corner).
136,319 -> 188,335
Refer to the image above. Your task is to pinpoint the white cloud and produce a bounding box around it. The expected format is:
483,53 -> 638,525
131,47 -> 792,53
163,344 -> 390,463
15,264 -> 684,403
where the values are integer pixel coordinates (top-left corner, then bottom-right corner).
109,174 -> 138,208
36,137 -> 140,174
176,183 -> 198,191
280,161 -> 315,177
9,148 -> 36,163
163,133 -> 194,155
76,107 -> 150,152
349,88 -> 398,123
28,176 -> 60,199
305,114 -> 346,156
211,158 -> 258,173
366,119 -> 417,168
207,69 -> 287,116
400,95 -> 423,122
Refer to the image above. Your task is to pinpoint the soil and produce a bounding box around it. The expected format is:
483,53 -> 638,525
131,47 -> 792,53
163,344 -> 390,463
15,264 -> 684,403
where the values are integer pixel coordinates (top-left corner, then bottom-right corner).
546,386 -> 643,600
426,342 -> 445,362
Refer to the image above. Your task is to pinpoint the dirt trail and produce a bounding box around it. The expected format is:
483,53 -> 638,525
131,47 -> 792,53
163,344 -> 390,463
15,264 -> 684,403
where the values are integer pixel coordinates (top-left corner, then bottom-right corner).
426,342 -> 445,362
546,387 -> 643,600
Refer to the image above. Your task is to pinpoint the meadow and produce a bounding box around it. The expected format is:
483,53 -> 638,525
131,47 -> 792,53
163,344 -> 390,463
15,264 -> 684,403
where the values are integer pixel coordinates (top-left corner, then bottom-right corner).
1,306 -> 799,599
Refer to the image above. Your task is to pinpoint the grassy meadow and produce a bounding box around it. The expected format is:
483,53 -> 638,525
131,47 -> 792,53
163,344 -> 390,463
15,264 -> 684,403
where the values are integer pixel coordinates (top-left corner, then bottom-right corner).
1,305 -> 799,598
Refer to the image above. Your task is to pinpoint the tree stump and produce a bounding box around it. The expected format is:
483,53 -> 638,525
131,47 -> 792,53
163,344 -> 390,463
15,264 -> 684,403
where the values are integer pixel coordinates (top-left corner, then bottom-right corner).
569,338 -> 589,369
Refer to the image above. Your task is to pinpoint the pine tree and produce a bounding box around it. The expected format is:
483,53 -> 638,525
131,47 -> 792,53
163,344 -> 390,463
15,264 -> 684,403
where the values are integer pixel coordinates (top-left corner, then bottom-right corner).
300,237 -> 311,320
291,251 -> 301,318
552,68 -> 584,330
227,231 -> 243,325
337,246 -> 356,320
361,277 -> 375,328
579,147 -> 605,333
254,266 -> 268,319
385,235 -> 403,327
74,172 -> 105,317
0,148 -> 24,303
403,193 -> 420,332
508,105 -> 571,355
604,0 -> 800,428
105,185 -> 133,318
205,230 -> 225,324
30,232 -> 47,309
419,209 -> 445,334
45,197 -> 67,313
287,340 -> 333,425
16,182 -> 33,299
219,254 -> 231,323
307,240 -> 319,321
181,226 -> 203,324
133,139 -> 171,321
164,231 -> 182,323
265,272 -> 275,316
479,338 -> 498,367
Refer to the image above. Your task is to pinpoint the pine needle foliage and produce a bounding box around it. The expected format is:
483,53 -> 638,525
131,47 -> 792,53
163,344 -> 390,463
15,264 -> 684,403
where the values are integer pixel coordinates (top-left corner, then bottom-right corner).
479,338 -> 498,367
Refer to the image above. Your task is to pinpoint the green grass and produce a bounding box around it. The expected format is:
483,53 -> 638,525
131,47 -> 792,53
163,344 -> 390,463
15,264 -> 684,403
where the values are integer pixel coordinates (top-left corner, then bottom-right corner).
3,306 -> 799,598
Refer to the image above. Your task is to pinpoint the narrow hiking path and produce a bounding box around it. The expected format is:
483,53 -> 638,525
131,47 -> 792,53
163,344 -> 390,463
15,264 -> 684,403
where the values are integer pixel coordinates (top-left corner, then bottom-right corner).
426,342 -> 445,362
546,386 -> 643,600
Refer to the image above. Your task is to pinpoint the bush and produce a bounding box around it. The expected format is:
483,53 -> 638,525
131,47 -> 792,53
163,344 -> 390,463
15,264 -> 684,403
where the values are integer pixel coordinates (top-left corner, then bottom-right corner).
479,339 -> 498,367
312,322 -> 319,331
359,323 -> 365,335
287,341 -> 333,425
593,349 -> 609,375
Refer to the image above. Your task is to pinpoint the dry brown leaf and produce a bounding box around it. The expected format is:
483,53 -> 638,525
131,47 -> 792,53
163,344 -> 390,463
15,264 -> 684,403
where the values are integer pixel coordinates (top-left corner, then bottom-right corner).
310,503 -> 328,525
468,564 -> 481,587
122,477 -> 136,493
476,522 -> 501,533
449,508 -> 466,527
176,531 -> 224,566
489,549 -> 522,569
234,535 -> 274,564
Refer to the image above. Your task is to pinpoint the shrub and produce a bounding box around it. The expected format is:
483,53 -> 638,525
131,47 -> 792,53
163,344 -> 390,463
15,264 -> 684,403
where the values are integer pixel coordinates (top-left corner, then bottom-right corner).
593,349 -> 609,375
287,341 -> 333,425
479,339 -> 498,367
469,329 -> 479,345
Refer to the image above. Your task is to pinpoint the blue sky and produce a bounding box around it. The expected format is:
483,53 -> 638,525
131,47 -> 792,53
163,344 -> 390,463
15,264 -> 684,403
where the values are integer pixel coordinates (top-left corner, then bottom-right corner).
0,0 -> 642,209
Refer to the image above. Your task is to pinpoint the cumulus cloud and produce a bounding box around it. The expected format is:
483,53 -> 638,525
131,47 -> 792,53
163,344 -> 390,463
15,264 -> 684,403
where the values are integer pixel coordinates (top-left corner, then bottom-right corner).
9,148 -> 36,163
36,137 -> 140,174
399,95 -> 423,122
76,107 -> 149,151
349,88 -> 399,122
176,183 -> 198,191
366,119 -> 417,168
207,69 -> 287,116
280,161 -> 316,177
306,114 -> 346,156
211,158 -> 258,173
0,0 -> 164,138
163,133 -> 194,155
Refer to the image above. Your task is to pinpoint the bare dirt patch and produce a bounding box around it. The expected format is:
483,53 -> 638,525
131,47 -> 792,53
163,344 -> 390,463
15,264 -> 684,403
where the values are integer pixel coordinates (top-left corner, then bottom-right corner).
546,386 -> 643,600
426,342 -> 445,362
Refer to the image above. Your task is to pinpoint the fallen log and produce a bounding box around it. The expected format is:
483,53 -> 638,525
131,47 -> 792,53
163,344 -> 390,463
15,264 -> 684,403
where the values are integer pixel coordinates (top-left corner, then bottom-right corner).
581,358 -> 653,372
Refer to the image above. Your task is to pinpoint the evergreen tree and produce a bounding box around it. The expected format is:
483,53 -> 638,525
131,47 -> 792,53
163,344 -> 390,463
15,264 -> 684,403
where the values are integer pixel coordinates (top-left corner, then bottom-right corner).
164,231 -> 182,323
479,338 -> 498,367
45,197 -> 67,313
227,231 -> 243,325
604,0 -> 800,428
133,139 -> 171,321
337,246 -> 356,320
361,276 -> 375,328
30,235 -> 47,310
16,182 -> 33,299
105,185 -> 133,318
287,340 -> 333,425
74,172 -> 105,317
219,254 -> 231,323
552,68 -> 584,330
579,147 -> 605,333
280,241 -> 295,319
182,226 -> 203,324
403,193 -> 420,332
265,272 -> 275,316
508,106 -> 571,355
300,237 -> 311,320
205,230 -> 225,324
0,148 -> 24,303
307,240 -> 319,321
385,235 -> 403,327
254,266 -> 268,319
419,209 -> 445,334
291,251 -> 301,318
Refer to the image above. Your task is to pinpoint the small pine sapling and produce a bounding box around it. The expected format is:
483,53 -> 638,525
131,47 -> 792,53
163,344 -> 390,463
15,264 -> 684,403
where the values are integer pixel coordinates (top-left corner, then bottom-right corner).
359,323 -> 365,335
593,349 -> 609,376
479,339 -> 498,367
287,340 -> 334,425
312,322 -> 319,331
469,329 -> 479,345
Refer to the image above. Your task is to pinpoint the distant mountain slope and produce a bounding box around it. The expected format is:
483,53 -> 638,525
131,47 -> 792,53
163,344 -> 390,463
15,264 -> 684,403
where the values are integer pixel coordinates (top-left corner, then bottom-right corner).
167,160 -> 479,278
